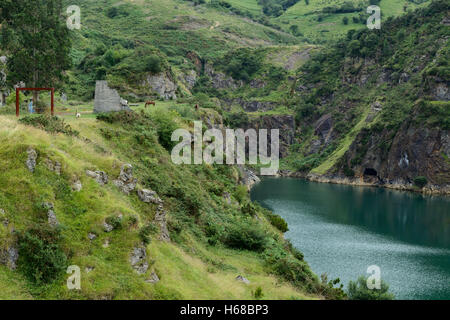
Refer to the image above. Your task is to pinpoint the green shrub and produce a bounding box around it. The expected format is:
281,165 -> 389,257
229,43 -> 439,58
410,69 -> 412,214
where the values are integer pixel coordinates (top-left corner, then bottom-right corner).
19,115 -> 79,136
267,212 -> 289,233
233,185 -> 248,204
105,215 -> 123,230
96,111 -> 140,124
17,225 -> 67,284
152,111 -> 180,150
223,223 -> 267,251
413,176 -> 428,188
139,223 -> 158,245
144,55 -> 162,74
241,201 -> 258,217
347,276 -> 395,300
253,287 -> 264,299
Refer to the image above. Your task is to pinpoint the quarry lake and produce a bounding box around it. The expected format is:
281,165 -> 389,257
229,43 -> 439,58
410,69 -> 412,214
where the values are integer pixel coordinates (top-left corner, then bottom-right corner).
251,178 -> 450,300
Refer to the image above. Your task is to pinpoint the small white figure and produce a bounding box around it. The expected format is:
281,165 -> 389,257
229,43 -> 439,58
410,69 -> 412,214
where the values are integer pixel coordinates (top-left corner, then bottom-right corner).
76,109 -> 81,118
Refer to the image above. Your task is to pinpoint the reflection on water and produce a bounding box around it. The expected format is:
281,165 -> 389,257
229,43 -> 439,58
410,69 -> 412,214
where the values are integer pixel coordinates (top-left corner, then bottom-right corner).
251,178 -> 450,300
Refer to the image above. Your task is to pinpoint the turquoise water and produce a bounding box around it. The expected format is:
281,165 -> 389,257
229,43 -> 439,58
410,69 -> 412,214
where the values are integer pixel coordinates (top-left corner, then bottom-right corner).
250,177 -> 450,300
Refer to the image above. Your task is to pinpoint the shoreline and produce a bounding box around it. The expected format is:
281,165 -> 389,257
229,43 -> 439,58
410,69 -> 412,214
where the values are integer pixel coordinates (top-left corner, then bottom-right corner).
272,170 -> 450,196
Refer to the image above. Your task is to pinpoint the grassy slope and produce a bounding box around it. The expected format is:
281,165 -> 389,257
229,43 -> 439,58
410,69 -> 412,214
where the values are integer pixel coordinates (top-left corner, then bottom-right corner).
0,110 -> 321,300
276,0 -> 430,42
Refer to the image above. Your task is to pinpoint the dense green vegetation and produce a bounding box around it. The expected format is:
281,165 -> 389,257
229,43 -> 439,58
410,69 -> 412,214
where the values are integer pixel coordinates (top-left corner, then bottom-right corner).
282,0 -> 449,178
347,276 -> 395,300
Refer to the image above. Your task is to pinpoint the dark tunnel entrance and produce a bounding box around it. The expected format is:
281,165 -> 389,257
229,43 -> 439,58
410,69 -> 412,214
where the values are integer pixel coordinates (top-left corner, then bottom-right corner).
364,168 -> 378,176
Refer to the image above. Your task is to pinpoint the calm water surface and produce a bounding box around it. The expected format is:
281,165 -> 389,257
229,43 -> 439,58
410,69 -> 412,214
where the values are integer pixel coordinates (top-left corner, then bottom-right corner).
250,178 -> 450,300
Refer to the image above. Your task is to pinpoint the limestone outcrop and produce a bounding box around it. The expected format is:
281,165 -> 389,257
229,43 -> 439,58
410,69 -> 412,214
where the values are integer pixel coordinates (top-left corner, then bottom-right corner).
143,72 -> 177,100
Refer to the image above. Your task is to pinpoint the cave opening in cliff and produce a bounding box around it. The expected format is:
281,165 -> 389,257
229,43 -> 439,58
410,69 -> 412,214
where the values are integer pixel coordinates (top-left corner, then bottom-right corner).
364,168 -> 378,176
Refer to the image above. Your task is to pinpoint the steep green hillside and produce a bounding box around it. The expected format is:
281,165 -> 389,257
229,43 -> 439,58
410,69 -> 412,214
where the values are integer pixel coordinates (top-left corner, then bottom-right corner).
0,107 -> 345,299
283,0 -> 449,193
63,0 -> 299,100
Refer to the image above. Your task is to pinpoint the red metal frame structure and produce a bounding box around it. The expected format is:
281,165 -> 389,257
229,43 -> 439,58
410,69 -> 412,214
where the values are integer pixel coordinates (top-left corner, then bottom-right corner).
16,87 -> 54,117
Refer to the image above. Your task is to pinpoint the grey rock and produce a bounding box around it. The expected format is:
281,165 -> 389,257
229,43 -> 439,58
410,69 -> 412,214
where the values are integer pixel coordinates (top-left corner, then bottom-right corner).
249,79 -> 267,89
433,83 -> 449,101
0,246 -> 18,270
146,272 -> 160,284
44,158 -> 61,175
204,63 -> 243,90
103,222 -> 114,233
94,80 -> 131,113
226,98 -> 276,112
85,266 -> 95,273
26,147 -> 37,172
72,179 -> 82,192
102,239 -> 110,248
130,247 -> 149,274
309,139 -> 322,154
113,164 -> 137,195
399,73 -> 410,83
144,73 -> 177,100
86,170 -> 108,185
236,275 -> 250,284
137,189 -> 162,204
42,202 -> 58,226
183,70 -> 197,89
88,232 -> 97,240
239,167 -> 261,190
315,114 -> 333,143
154,206 -> 170,242
48,210 -> 59,227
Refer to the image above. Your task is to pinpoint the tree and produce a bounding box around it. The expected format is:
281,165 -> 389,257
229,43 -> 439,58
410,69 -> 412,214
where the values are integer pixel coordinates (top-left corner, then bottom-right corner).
347,276 -> 395,300
0,0 -> 71,106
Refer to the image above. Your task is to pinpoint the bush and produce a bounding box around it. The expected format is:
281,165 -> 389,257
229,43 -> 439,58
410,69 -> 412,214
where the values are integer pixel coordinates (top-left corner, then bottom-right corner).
223,223 -> 267,251
413,176 -> 428,188
233,185 -> 248,204
139,223 -> 158,245
19,115 -> 79,136
105,215 -> 123,230
96,110 -> 140,125
267,213 -> 289,233
241,201 -> 258,217
144,55 -> 162,74
347,276 -> 395,300
17,225 -> 67,284
253,287 -> 264,299
152,111 -> 180,150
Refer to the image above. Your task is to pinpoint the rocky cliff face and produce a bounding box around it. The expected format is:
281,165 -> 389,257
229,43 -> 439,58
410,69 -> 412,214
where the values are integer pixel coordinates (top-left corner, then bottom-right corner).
204,63 -> 243,90
331,121 -> 450,194
143,72 -> 177,100
245,114 -> 296,158
222,98 -> 277,113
